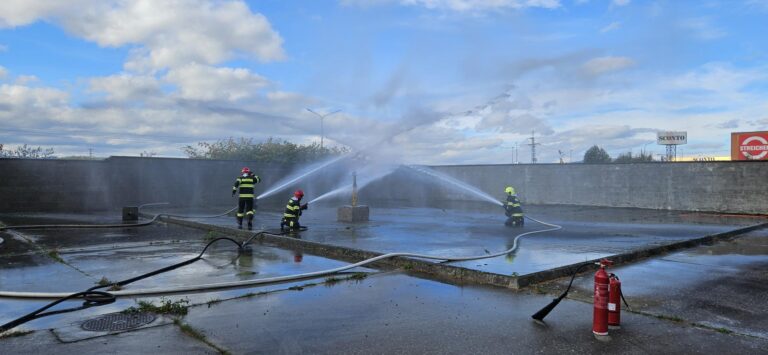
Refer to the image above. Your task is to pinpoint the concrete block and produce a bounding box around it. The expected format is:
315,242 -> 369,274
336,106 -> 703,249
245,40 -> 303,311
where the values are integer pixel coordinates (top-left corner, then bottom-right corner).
122,206 -> 139,221
337,205 -> 369,222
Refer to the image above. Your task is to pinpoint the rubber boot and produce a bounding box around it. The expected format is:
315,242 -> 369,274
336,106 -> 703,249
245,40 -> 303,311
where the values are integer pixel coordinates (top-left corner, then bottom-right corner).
237,217 -> 243,229
247,215 -> 253,230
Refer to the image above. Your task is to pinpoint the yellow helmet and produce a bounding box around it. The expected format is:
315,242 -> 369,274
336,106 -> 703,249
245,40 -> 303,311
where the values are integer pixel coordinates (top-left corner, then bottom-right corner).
505,186 -> 515,195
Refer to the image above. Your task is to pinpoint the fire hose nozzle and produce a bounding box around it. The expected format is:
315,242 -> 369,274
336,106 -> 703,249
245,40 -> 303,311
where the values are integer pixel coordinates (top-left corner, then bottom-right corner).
597,259 -> 613,267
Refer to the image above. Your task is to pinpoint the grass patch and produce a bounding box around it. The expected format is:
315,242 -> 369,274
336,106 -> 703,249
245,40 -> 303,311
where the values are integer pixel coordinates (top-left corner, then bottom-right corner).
206,298 -> 222,308
0,330 -> 34,339
174,319 -> 230,355
716,327 -> 733,334
96,276 -> 112,286
203,231 -> 219,242
403,264 -> 413,271
46,249 -> 64,263
349,272 -> 368,281
123,298 -> 190,316
655,314 -> 684,323
96,276 -> 124,291
324,276 -> 341,286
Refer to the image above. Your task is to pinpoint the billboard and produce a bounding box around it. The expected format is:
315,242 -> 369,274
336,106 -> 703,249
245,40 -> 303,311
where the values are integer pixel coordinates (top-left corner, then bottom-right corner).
657,131 -> 687,145
731,131 -> 768,161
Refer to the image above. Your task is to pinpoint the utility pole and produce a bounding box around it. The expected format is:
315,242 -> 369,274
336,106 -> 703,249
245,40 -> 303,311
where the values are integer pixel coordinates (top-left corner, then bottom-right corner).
527,129 -> 540,164
306,108 -> 341,150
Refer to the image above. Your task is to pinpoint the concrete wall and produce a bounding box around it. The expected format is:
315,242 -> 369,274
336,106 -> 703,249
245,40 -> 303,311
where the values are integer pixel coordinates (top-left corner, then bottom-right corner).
2,157 -> 766,214
0,157 -> 309,212
428,161 -> 768,214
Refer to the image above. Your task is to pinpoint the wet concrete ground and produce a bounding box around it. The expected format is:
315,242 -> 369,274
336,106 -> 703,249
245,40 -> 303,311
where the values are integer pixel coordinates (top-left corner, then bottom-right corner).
1,207 -> 766,353
173,204 -> 760,275
0,214 -> 371,331
547,227 -> 768,340
2,273 -> 766,354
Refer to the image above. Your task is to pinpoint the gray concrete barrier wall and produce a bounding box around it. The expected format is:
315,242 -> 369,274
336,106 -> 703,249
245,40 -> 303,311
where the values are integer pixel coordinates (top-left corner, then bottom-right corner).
428,161 -> 768,214
1,158 -> 766,214
0,157 -> 305,213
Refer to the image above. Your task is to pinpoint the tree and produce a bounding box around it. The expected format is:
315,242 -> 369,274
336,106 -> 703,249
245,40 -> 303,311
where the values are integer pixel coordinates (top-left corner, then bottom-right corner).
183,137 -> 349,163
583,145 -> 611,163
613,151 -> 654,163
0,144 -> 56,159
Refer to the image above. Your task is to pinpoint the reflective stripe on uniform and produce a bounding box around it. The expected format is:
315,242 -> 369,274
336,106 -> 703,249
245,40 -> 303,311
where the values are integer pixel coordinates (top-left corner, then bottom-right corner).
512,213 -> 524,217
239,184 -> 254,188
239,194 -> 254,198
246,210 -> 254,215
237,213 -> 244,217
284,213 -> 296,218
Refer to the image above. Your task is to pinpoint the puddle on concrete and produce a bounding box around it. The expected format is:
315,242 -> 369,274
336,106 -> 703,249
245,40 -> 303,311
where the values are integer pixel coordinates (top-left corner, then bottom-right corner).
132,205 -> 759,275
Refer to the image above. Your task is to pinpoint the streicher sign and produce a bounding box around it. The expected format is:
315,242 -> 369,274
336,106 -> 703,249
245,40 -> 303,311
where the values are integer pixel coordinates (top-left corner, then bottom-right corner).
657,131 -> 687,145
731,131 -> 768,161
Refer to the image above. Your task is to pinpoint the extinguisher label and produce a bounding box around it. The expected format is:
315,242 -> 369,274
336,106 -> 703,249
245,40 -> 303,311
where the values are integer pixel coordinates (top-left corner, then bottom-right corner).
608,303 -> 616,311
594,283 -> 609,309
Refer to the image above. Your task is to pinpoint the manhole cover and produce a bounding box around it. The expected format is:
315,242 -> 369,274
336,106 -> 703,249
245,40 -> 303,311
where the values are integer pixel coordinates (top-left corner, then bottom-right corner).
81,312 -> 156,332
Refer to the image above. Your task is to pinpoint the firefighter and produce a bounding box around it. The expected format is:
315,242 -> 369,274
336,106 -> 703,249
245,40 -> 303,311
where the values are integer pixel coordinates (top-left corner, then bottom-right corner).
281,189 -> 308,232
504,186 -> 524,227
232,167 -> 261,230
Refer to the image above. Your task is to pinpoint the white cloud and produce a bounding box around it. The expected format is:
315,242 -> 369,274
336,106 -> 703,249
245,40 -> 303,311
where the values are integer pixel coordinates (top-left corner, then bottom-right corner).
14,75 -> 38,85
0,0 -> 285,71
745,0 -> 768,11
343,0 -> 562,11
582,56 -> 634,75
668,62 -> 767,93
0,65 -> 6,79
164,63 -> 270,102
600,21 -> 621,33
89,74 -> 162,102
611,0 -> 630,6
680,17 -> 726,40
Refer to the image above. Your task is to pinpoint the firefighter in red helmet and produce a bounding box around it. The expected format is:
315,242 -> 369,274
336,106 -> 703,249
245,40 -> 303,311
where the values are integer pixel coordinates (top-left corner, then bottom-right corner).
281,189 -> 308,232
232,167 -> 261,230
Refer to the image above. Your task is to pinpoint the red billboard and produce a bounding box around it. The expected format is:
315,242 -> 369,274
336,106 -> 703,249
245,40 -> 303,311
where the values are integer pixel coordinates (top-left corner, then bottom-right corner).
731,131 -> 768,161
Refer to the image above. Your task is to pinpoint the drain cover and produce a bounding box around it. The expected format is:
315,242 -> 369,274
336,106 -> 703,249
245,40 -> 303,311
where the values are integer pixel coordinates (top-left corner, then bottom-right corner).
81,312 -> 156,332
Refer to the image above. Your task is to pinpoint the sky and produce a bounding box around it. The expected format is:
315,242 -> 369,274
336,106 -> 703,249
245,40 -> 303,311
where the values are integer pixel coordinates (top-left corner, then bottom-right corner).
0,0 -> 767,164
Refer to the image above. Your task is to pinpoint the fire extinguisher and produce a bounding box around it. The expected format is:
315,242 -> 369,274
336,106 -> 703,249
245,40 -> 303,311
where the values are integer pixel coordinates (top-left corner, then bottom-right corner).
608,273 -> 622,329
593,259 -> 613,337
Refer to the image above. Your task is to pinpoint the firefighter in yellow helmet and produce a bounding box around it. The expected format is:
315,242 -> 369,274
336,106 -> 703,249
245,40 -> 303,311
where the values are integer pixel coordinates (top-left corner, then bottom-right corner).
232,167 -> 261,230
281,189 -> 308,232
504,186 -> 524,227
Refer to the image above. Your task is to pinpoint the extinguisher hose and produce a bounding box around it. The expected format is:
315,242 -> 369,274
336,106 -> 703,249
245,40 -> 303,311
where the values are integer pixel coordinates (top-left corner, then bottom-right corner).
610,273 -> 632,311
531,261 -> 592,322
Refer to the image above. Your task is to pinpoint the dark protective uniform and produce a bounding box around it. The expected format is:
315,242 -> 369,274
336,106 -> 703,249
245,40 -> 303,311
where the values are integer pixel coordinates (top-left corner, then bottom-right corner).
281,197 -> 307,231
505,194 -> 524,227
232,173 -> 261,228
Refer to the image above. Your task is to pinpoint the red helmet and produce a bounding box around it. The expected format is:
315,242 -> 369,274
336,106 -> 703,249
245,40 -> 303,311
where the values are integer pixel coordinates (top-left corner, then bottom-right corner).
241,167 -> 250,174
294,189 -> 304,198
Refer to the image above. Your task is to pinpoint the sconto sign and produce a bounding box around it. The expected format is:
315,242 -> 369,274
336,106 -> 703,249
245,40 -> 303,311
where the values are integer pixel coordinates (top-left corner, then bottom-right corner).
657,131 -> 687,145
731,131 -> 768,161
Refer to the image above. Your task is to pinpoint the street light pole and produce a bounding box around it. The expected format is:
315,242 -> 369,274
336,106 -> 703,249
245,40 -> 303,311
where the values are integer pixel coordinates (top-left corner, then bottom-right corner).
306,108 -> 341,150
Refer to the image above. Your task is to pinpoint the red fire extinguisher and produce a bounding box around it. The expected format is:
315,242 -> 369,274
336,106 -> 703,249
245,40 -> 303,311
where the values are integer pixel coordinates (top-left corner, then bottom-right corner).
593,259 -> 613,337
608,273 -> 622,329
